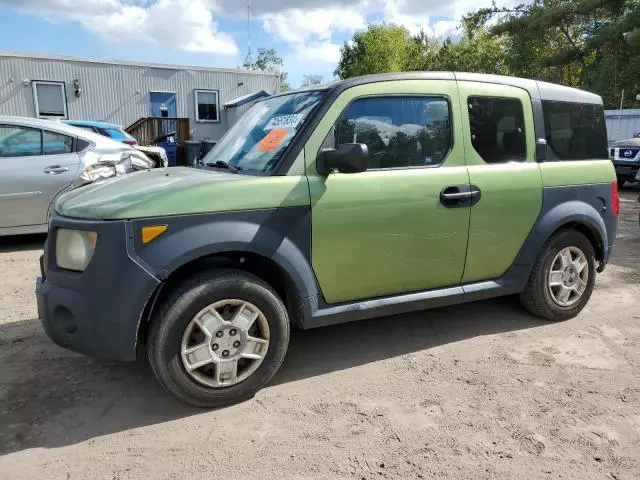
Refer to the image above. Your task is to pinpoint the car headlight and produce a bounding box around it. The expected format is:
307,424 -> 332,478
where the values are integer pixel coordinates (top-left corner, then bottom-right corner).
56,229 -> 97,271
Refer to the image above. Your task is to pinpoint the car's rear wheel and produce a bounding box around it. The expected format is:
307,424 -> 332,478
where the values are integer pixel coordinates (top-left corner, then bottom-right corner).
147,269 -> 290,407
520,229 -> 596,321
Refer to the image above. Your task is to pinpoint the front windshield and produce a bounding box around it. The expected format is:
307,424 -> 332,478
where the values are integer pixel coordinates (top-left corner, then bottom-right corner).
203,90 -> 325,173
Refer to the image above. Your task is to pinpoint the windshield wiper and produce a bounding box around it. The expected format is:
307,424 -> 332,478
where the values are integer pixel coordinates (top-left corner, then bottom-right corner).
208,160 -> 241,173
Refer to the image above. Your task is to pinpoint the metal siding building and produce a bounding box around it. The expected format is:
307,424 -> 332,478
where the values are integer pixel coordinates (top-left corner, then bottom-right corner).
0,53 -> 280,141
605,109 -> 640,143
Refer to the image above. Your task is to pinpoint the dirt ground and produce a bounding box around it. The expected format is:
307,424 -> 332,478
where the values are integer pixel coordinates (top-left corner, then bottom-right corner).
0,189 -> 639,480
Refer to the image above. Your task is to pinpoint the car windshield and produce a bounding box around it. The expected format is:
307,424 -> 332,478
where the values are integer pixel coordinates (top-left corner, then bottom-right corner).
203,90 -> 325,173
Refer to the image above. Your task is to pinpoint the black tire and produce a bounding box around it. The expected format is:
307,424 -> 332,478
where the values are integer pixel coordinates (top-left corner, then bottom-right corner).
616,176 -> 625,188
147,269 -> 290,408
520,229 -> 596,321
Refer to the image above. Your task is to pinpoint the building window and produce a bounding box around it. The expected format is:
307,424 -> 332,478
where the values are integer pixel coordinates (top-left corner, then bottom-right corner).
468,96 -> 526,163
331,96 -> 452,170
195,89 -> 220,122
33,81 -> 68,119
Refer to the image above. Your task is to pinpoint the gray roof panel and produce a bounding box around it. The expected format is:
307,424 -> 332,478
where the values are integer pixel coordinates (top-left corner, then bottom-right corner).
535,80 -> 602,105
453,72 -> 540,98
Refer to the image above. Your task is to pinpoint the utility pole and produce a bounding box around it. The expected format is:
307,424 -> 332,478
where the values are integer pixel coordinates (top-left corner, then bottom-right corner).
618,89 -> 624,138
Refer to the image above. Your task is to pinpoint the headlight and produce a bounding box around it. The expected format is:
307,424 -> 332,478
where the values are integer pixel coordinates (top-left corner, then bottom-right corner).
56,229 -> 97,271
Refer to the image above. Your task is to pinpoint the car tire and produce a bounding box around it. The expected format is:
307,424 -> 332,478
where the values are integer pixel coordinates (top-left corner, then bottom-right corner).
147,269 -> 290,408
520,229 -> 596,321
616,176 -> 625,188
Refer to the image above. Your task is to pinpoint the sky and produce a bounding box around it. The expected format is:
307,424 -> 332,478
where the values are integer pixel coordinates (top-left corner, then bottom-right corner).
0,0 -> 515,88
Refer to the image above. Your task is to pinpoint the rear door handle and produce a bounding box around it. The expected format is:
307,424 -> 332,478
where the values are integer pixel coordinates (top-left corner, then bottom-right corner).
440,185 -> 481,208
43,166 -> 69,174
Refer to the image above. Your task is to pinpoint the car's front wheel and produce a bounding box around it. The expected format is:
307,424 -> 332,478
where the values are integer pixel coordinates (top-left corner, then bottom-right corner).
520,229 -> 596,321
147,269 -> 290,407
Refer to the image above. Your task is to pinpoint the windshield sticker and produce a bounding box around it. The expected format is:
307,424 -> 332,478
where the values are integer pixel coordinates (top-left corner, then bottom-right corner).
264,114 -> 304,130
257,129 -> 287,152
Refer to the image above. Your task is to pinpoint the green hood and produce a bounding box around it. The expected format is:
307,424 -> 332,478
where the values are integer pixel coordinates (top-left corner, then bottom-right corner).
56,167 -> 310,220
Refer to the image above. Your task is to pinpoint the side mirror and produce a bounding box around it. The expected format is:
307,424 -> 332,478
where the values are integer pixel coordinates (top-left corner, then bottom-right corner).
317,143 -> 368,174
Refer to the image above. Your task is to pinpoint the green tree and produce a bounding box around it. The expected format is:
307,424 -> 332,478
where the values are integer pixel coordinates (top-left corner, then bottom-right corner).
301,73 -> 324,87
335,24 -> 420,79
469,0 -> 640,106
254,48 -> 290,92
416,23 -> 509,75
335,23 -> 509,79
335,0 -> 640,107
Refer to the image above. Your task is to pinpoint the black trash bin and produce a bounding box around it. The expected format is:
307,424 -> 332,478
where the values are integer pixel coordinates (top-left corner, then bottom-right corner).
201,140 -> 217,157
175,143 -> 186,166
184,140 -> 202,166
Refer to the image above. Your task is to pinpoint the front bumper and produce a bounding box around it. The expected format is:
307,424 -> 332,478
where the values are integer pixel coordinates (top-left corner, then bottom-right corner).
36,217 -> 160,361
614,162 -> 640,180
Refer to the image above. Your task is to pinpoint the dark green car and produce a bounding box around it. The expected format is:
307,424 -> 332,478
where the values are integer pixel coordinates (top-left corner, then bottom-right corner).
37,73 -> 619,407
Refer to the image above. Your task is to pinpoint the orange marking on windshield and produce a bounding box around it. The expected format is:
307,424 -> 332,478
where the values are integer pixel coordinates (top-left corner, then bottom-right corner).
257,129 -> 287,152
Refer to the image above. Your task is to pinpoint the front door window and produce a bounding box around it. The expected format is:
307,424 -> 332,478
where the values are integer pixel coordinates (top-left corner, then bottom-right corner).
328,96 -> 452,169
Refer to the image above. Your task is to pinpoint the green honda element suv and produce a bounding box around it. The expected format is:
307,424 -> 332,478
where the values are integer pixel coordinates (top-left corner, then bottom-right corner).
37,72 -> 619,407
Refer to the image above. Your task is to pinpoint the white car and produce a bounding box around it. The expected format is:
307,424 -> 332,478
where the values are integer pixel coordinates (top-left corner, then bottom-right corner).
0,116 -> 154,236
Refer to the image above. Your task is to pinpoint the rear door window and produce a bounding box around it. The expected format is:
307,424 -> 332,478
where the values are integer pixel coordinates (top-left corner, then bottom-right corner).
467,96 -> 526,163
542,101 -> 607,160
42,130 -> 73,155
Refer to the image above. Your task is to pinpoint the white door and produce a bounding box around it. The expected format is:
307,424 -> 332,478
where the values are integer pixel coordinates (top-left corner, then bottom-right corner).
0,124 -> 80,229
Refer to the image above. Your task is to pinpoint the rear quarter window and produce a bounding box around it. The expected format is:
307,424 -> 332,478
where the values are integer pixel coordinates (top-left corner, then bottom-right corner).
76,138 -> 92,152
542,100 -> 607,161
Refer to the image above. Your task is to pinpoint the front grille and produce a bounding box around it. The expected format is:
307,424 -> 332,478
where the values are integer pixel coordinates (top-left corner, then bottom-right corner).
614,148 -> 639,160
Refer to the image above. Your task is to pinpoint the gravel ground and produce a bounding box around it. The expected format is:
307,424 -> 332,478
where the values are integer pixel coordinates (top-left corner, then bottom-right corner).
0,188 -> 639,480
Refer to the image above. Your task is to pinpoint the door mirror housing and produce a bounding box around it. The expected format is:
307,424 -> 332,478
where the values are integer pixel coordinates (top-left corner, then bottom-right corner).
317,143 -> 368,174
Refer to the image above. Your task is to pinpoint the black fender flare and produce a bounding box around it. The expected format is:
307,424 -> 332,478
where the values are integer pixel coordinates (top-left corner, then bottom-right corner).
514,199 -> 608,266
130,208 -> 319,301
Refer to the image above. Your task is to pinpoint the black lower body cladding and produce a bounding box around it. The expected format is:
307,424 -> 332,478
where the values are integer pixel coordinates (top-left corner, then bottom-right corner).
36,217 -> 160,361
36,207 -> 316,361
513,183 -> 617,268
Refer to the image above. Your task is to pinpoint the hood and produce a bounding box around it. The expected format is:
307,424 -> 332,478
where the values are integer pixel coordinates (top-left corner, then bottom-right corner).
611,138 -> 640,148
56,167 -> 310,220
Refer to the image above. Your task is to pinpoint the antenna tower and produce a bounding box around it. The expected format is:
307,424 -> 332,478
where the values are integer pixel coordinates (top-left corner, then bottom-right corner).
243,0 -> 255,69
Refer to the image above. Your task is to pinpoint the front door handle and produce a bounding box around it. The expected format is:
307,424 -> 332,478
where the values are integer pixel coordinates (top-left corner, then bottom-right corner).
440,185 -> 481,208
43,166 -> 69,174
441,191 -> 473,200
